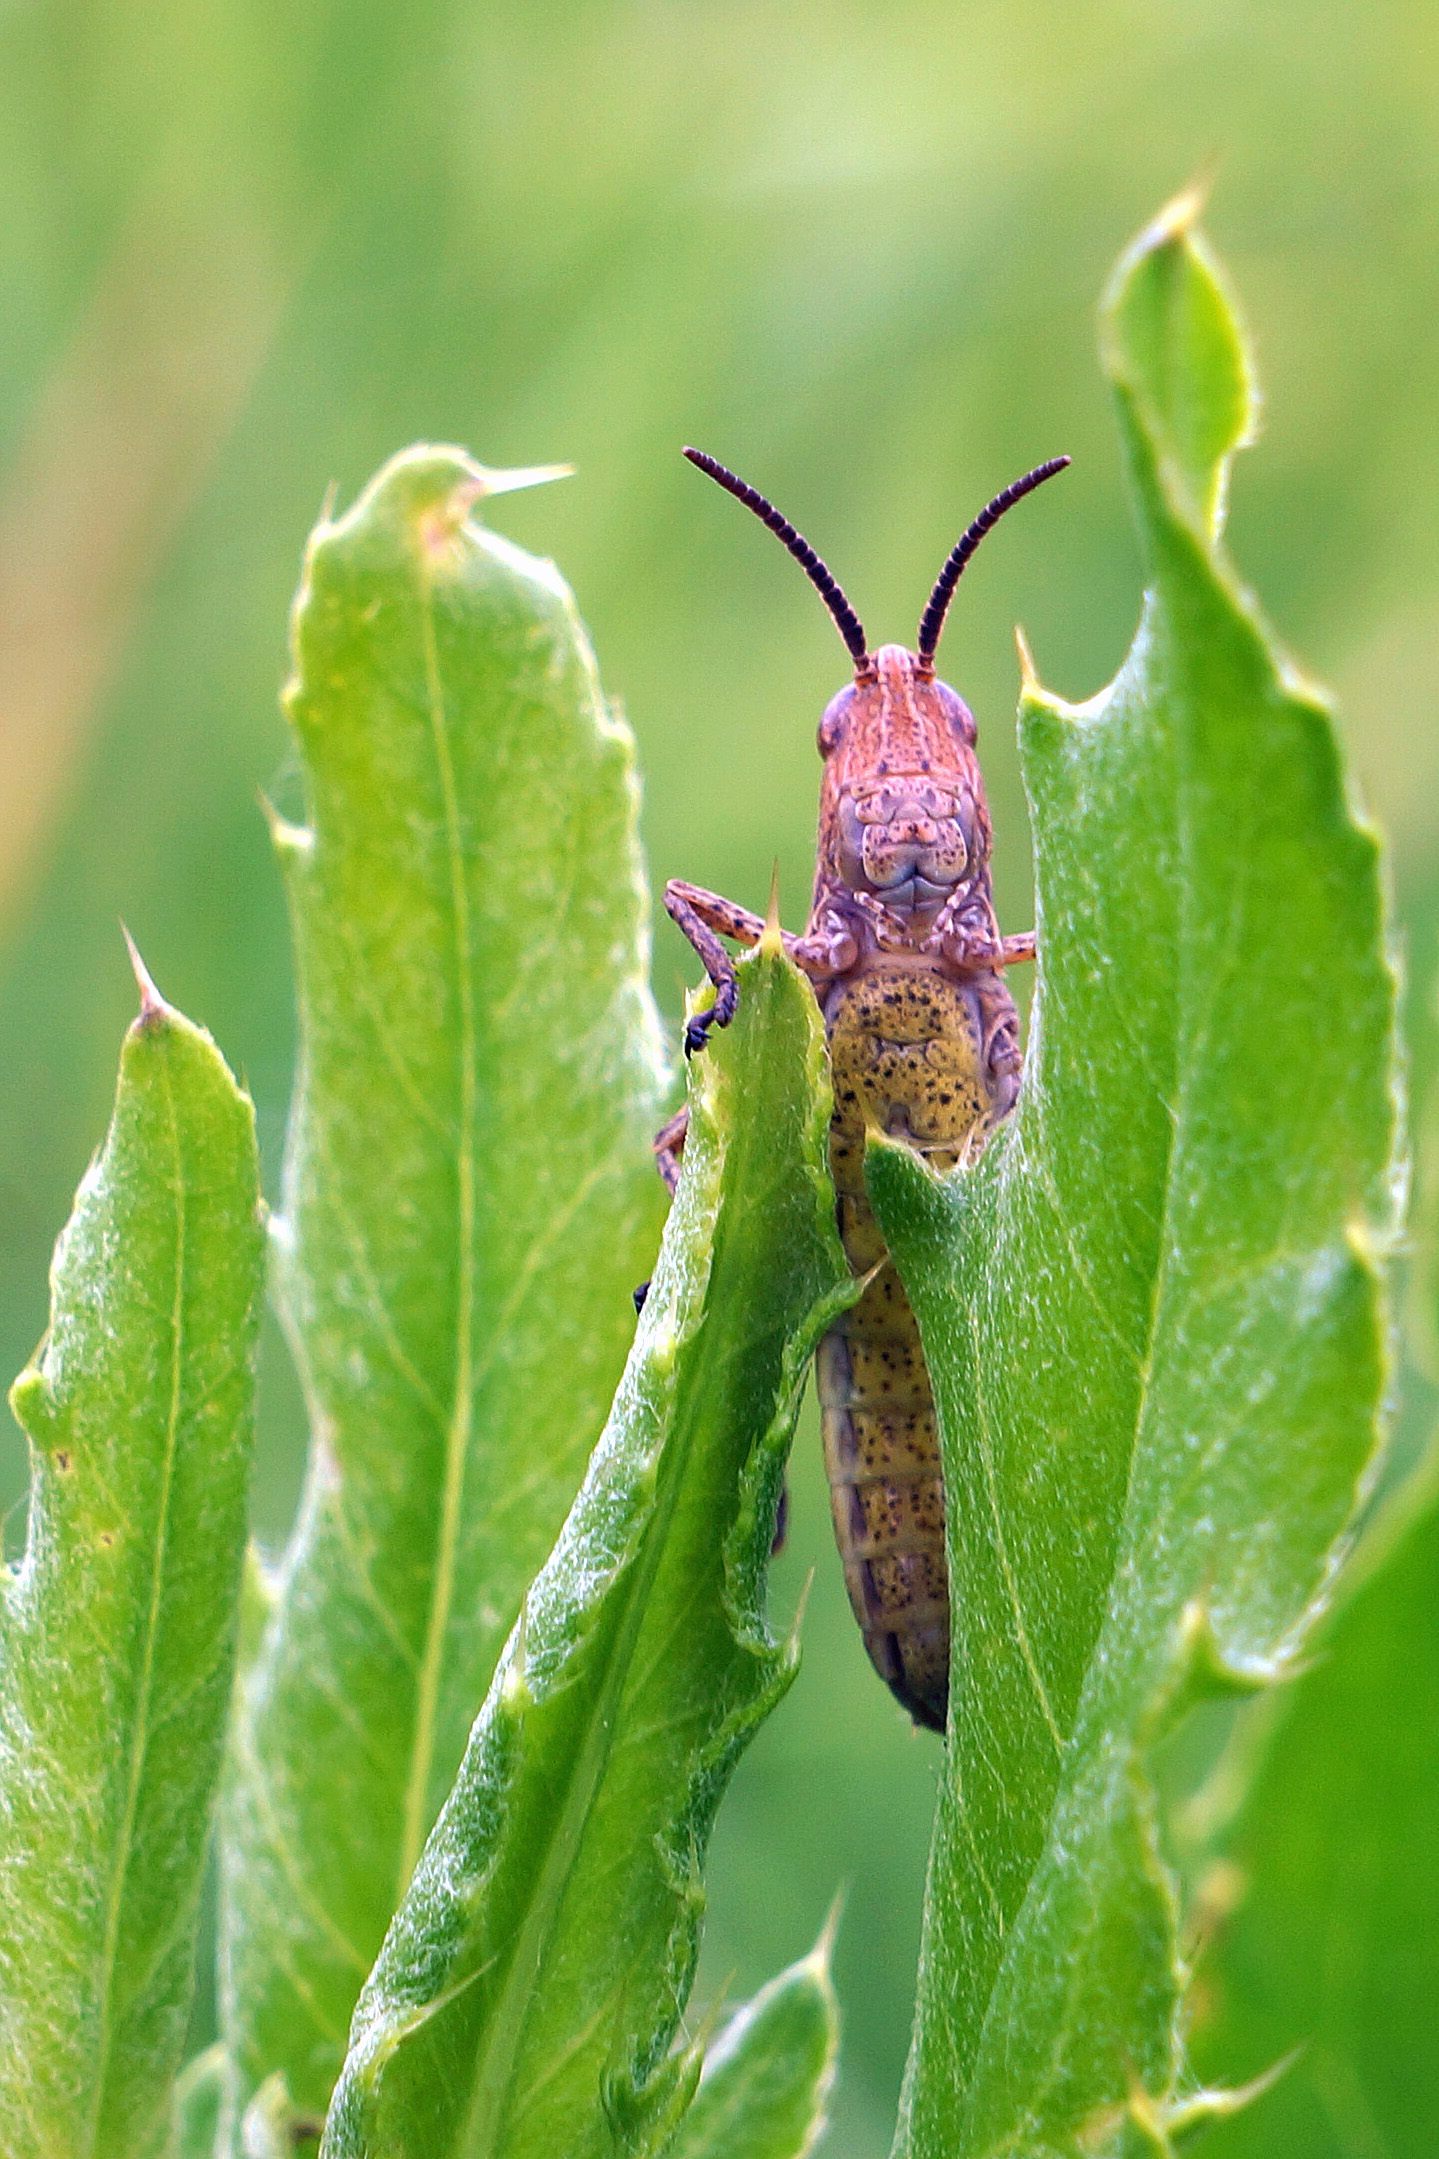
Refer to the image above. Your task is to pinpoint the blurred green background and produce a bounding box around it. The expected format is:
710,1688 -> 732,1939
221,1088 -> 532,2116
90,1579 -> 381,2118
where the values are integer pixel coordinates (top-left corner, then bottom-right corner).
1,4 -> 1436,2154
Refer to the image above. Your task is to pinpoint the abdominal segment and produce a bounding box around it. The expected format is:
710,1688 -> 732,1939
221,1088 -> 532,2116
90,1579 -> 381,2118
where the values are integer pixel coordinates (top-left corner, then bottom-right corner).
818,966 -> 1011,1731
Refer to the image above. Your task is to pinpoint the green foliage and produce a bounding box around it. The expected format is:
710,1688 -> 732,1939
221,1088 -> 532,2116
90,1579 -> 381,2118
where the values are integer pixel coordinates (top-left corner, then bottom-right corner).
664,1920 -> 840,2159
0,979 -> 264,2159
0,203 -> 1422,2159
320,942 -> 853,2157
5,24 -> 1439,2146
219,448 -> 671,2122
1187,1460 -> 1439,2156
868,197 -> 1399,2157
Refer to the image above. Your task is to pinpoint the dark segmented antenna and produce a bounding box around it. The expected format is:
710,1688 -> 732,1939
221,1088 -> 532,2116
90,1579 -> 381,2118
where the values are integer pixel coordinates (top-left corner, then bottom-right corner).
916,456 -> 1071,670
683,447 -> 870,672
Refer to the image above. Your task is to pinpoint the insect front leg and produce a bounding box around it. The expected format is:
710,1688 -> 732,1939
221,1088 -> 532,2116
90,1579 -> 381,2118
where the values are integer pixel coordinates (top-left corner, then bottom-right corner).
664,880 -> 848,1053
923,888 -> 1037,974
663,881 -> 765,1054
923,884 -> 1004,964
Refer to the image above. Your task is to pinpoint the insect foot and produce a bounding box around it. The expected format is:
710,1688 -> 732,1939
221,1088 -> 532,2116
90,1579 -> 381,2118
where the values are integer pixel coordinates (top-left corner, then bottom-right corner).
683,978 -> 737,1057
683,1007 -> 718,1056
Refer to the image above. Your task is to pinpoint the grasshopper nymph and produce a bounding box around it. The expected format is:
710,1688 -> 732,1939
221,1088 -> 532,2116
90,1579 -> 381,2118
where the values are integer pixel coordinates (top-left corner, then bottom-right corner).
657,446 -> 1069,1731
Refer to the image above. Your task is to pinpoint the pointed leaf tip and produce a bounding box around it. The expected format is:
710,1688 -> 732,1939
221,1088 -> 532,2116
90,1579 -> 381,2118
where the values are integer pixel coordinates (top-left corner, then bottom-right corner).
1161,2051 -> 1302,2134
762,863 -> 783,953
1147,1600 -> 1282,1744
120,923 -> 166,1023
315,445 -> 577,581
783,1564 -> 816,1664
1103,194 -> 1257,540
808,1887 -> 846,1974
472,460 -> 575,498
1151,177 -> 1209,242
416,459 -> 576,558
1014,624 -> 1041,699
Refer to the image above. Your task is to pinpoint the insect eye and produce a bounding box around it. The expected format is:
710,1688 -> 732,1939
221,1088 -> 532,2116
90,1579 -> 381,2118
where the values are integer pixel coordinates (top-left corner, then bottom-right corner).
939,685 -> 978,748
817,690 -> 849,756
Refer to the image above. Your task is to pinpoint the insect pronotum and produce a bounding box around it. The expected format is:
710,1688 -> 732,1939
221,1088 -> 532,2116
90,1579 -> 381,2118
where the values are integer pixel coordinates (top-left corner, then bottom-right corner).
656,445 -> 1069,1731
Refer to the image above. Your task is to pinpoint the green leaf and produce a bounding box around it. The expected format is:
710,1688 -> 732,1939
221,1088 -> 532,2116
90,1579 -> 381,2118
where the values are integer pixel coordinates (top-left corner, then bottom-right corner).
174,2045 -> 230,2159
870,197 -> 1400,2157
0,971 -> 264,2159
1101,185 -> 1257,538
320,944 -> 854,2159
1185,1456 -> 1439,2157
220,449 -> 670,2119
663,1918 -> 840,2159
1183,1041 -> 1439,2156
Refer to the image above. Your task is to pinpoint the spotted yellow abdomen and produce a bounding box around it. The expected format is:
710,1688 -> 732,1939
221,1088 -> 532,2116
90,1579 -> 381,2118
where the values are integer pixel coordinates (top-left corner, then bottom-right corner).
817,964 -> 1012,1730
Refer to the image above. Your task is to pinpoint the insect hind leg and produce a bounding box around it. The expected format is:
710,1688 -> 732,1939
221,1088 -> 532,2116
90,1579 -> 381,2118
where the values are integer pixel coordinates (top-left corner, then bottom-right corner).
652,1106 -> 689,1194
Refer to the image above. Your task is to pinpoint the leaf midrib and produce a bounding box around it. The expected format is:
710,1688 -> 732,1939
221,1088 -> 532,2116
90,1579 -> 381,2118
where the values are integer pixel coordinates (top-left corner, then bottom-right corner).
82,1041 -> 187,2158
398,575 -> 479,1899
